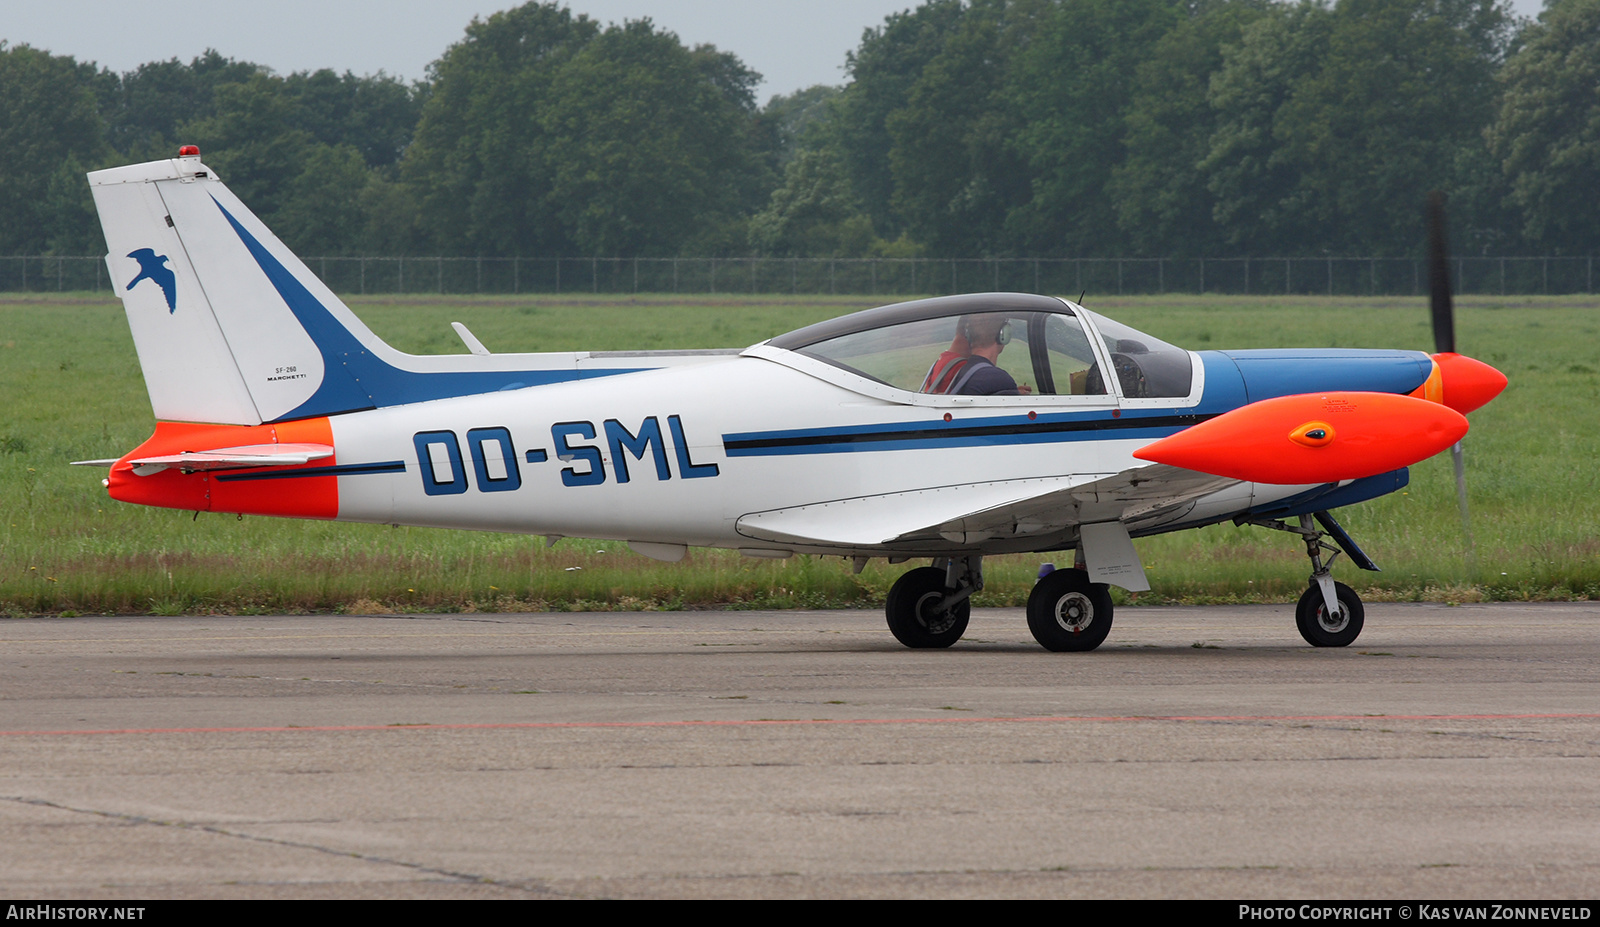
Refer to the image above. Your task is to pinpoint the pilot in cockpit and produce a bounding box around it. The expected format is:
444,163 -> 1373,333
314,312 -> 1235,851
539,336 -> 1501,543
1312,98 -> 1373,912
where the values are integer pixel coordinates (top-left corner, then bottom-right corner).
921,314 -> 1031,396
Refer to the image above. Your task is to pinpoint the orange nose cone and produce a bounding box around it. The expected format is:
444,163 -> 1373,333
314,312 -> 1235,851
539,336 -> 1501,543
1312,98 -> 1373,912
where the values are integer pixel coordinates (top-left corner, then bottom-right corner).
1432,352 -> 1507,415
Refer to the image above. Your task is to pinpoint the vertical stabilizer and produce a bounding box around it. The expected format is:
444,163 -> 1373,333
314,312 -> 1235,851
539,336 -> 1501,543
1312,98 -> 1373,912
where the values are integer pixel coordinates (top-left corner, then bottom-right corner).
90,149 -> 403,425
91,154 -> 265,424
91,149 -> 654,426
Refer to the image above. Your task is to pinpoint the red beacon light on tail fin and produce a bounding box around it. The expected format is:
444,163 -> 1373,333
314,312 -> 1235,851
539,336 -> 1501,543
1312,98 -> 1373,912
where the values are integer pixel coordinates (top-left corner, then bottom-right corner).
178,145 -> 200,157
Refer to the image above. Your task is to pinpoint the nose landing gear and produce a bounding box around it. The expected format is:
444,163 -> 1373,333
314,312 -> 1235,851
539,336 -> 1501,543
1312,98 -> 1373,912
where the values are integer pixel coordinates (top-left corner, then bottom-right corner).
1247,511 -> 1373,647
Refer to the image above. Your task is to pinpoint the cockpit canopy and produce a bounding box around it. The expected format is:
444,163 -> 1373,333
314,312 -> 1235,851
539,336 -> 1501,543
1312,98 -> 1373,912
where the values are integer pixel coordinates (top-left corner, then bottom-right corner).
766,293 -> 1193,399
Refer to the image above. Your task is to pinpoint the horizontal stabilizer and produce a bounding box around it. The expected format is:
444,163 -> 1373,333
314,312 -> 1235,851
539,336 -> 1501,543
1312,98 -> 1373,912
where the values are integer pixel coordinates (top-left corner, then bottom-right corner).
127,443 -> 333,475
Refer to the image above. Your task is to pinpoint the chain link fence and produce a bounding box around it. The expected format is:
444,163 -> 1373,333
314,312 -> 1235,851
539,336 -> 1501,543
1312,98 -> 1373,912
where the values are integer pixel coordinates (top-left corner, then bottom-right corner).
6,254 -> 1598,297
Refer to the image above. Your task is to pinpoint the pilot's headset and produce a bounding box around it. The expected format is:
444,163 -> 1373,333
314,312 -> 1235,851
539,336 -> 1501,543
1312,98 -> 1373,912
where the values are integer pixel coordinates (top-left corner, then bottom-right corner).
958,315 -> 1012,348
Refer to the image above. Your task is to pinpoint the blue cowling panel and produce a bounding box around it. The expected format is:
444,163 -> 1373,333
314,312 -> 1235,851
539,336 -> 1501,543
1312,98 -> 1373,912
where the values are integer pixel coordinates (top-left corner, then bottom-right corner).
1216,349 -> 1433,403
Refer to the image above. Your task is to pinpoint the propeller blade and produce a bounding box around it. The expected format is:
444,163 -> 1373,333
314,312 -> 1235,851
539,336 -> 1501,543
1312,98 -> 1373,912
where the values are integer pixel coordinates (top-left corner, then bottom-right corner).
1452,441 -> 1474,553
1429,193 -> 1475,555
1427,191 -> 1455,355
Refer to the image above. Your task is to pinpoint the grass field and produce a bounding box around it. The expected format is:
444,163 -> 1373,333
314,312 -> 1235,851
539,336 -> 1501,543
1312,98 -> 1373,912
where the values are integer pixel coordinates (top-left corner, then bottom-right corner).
2,291 -> 1596,616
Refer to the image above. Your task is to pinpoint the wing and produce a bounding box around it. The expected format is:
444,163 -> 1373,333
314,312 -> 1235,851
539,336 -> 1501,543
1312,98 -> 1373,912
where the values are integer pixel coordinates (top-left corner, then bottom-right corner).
735,464 -> 1239,550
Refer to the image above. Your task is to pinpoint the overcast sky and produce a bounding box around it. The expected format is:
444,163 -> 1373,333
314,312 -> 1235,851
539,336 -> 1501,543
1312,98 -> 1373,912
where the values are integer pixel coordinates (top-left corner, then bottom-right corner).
1,1 -> 919,102
3,1 -> 1552,103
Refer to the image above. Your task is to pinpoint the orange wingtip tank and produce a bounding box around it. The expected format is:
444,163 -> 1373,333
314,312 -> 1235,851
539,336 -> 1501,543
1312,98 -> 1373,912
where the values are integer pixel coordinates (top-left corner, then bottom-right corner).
107,419 -> 338,518
1429,352 -> 1508,415
1134,392 -> 1468,484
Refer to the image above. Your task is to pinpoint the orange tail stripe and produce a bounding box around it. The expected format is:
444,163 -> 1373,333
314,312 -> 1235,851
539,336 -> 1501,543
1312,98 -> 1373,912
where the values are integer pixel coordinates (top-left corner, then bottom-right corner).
108,419 -> 339,519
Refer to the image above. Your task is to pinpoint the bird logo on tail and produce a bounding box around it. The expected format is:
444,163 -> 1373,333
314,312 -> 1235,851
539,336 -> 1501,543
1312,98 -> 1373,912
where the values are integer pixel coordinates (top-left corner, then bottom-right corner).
126,249 -> 176,312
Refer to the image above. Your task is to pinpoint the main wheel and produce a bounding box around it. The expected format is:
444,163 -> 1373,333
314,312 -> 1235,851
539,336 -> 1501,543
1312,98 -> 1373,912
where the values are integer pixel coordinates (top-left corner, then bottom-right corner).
1027,568 -> 1113,652
885,566 -> 970,649
1295,582 -> 1364,647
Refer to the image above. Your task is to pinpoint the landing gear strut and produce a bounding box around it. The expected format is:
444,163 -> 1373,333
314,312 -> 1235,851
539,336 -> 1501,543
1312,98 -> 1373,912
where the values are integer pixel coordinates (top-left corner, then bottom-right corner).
885,556 -> 979,648
1247,512 -> 1368,647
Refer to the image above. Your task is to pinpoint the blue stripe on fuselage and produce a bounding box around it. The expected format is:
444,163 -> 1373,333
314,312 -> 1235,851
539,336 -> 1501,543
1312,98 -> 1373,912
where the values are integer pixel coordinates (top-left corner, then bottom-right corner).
722,409 -> 1210,457
212,197 -> 644,422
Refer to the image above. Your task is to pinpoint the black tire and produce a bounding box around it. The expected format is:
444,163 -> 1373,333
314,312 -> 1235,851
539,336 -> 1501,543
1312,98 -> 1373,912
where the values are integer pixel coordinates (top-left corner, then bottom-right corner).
1026,568 -> 1113,652
1295,582 -> 1364,647
885,566 -> 970,649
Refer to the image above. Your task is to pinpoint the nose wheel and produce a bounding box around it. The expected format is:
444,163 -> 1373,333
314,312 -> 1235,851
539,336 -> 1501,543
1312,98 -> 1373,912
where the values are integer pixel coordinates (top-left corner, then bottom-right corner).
1295,581 -> 1364,647
1248,511 -> 1373,647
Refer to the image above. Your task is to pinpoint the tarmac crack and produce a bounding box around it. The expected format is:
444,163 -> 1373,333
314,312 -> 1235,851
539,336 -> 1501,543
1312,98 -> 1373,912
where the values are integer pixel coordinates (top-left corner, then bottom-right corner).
0,794 -> 574,897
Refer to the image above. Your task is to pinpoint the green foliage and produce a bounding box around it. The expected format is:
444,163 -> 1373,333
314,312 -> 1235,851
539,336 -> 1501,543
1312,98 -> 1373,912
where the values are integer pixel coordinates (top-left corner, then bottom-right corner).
833,0 -> 968,239
106,50 -> 266,158
1005,0 -> 1182,257
179,75 -> 316,219
280,68 -> 426,171
762,84 -> 842,166
6,1 -> 1599,266
399,3 -> 775,258
1112,1 -> 1272,255
540,20 -> 772,256
748,146 -> 882,257
1205,0 -> 1513,256
0,44 -> 112,254
403,2 -> 599,258
1488,0 -> 1600,251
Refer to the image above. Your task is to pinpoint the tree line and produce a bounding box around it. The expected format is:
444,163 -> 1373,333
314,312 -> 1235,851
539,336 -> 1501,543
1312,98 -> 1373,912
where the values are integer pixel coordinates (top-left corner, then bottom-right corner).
6,0 -> 1599,261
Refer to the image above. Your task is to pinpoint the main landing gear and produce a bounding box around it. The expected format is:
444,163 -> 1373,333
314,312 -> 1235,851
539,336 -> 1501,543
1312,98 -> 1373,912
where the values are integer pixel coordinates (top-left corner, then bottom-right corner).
1247,512 -> 1370,647
1026,567 -> 1113,652
884,556 -> 978,648
885,555 -> 1115,652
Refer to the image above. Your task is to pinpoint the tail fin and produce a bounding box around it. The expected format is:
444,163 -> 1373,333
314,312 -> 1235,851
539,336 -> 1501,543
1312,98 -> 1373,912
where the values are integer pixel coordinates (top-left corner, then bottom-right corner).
91,150 -> 393,424
91,149 -> 619,426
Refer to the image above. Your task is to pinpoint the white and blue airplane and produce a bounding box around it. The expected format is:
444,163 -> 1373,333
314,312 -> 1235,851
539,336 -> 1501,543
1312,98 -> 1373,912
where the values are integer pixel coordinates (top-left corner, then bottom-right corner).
79,148 -> 1506,651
